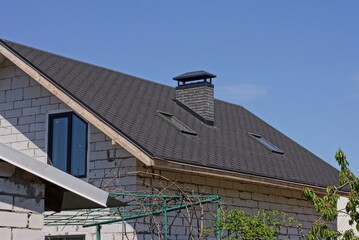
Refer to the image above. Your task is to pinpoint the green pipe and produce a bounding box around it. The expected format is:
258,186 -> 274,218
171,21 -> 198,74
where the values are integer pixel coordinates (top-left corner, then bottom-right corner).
163,198 -> 168,240
83,196 -> 218,228
96,225 -> 102,240
45,223 -> 84,226
121,207 -> 125,240
215,197 -> 222,240
45,194 -> 222,232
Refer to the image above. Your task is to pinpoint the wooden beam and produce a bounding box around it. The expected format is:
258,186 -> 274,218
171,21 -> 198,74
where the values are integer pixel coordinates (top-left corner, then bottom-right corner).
0,45 -> 154,166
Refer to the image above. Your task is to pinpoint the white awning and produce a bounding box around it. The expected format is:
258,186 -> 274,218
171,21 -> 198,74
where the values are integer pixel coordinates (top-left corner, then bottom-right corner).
0,143 -> 124,211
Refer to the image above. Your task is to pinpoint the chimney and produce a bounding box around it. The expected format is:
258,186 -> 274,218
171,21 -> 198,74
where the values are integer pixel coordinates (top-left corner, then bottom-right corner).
173,70 -> 216,126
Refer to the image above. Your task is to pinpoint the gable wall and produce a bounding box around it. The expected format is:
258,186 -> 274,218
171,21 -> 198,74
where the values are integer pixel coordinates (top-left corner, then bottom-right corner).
0,59 -> 137,192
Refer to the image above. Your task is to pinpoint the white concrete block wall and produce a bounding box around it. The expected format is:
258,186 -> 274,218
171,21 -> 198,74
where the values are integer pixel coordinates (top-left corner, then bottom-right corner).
134,168 -> 337,239
337,196 -> 359,236
0,161 -> 44,240
0,59 -> 60,162
88,126 -> 137,192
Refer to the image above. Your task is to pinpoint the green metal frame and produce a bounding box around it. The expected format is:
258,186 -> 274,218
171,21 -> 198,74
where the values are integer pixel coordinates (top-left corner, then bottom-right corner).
44,192 -> 222,240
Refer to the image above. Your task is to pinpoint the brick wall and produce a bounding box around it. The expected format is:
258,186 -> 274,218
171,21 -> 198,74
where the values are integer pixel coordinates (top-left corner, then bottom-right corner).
0,59 -> 67,162
134,167 -> 337,239
175,83 -> 214,123
0,161 -> 44,240
87,126 -> 137,192
337,196 -> 359,236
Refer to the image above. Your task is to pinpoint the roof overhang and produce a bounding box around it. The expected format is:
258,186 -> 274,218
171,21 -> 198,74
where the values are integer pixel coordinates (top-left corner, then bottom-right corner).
152,157 -> 348,196
0,143 -> 125,211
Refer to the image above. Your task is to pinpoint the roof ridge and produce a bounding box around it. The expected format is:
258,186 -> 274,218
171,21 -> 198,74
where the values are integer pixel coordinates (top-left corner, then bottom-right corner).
214,98 -> 244,108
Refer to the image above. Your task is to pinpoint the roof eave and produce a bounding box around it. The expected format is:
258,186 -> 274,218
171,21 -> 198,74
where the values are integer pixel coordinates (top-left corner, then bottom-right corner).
152,157 -> 347,195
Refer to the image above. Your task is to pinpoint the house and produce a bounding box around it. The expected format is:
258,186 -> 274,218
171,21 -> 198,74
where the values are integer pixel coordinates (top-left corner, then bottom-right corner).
0,39 -> 340,239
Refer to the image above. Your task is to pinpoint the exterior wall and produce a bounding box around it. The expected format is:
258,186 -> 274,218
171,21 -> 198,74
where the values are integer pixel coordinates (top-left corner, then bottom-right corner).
134,166 -> 337,239
87,126 -> 137,192
337,196 -> 359,236
0,59 -> 54,162
0,161 -> 44,240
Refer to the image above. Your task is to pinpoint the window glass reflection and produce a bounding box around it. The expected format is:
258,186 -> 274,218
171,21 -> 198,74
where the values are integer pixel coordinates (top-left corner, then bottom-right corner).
51,117 -> 68,172
71,115 -> 87,176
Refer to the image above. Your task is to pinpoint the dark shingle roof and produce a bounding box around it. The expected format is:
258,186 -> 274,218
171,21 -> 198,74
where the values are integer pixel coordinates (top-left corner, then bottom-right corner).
0,39 -> 339,188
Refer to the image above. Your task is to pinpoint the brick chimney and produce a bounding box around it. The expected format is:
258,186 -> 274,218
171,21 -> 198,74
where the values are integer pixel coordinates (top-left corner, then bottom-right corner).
173,70 -> 216,126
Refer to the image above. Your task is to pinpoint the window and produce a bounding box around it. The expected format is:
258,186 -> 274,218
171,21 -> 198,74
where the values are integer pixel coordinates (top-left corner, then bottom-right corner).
48,112 -> 88,177
45,235 -> 85,240
157,110 -> 197,136
249,133 -> 284,154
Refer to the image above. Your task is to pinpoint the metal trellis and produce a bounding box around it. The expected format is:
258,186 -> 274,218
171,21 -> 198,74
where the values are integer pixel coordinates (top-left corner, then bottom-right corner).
44,192 -> 222,240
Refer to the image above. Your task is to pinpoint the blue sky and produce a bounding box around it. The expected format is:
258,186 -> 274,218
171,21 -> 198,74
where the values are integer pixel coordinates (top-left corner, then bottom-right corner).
1,1 -> 358,176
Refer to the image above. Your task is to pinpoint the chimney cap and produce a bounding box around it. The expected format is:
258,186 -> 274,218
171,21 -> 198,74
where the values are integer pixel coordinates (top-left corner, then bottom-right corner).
173,70 -> 216,82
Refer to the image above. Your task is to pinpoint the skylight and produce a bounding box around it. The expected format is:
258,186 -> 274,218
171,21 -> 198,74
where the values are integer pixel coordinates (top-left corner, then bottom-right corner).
157,111 -> 197,136
249,133 -> 284,154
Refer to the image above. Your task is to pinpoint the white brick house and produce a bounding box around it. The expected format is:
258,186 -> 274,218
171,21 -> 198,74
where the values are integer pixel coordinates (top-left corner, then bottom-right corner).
0,39 -> 342,239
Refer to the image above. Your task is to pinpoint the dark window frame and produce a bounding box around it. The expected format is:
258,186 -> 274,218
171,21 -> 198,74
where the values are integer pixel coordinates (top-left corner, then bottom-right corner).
48,112 -> 88,177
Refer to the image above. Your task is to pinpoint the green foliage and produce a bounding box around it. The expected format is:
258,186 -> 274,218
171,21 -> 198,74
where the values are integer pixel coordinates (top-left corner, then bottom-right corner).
215,209 -> 302,240
208,149 -> 359,239
303,149 -> 359,239
302,186 -> 339,221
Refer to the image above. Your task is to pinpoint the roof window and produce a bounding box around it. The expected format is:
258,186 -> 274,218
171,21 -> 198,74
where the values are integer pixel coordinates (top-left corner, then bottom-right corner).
157,111 -> 197,136
249,133 -> 284,154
